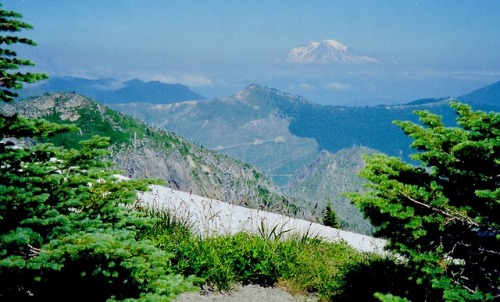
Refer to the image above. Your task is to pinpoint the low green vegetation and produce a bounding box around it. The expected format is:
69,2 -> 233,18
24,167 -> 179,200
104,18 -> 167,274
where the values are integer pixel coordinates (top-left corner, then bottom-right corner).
0,8 -> 390,301
144,209 -> 406,301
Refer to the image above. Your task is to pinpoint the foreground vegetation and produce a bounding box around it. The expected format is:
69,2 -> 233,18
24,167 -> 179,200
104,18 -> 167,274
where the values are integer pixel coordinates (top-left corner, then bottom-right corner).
142,208 -> 425,301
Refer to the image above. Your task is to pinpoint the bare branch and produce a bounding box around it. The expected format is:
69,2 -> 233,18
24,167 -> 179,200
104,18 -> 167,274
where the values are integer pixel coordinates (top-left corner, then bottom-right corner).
398,190 -> 479,227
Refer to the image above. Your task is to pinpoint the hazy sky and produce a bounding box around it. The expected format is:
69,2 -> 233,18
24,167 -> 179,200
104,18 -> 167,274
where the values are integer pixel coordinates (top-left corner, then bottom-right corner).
6,0 -> 500,105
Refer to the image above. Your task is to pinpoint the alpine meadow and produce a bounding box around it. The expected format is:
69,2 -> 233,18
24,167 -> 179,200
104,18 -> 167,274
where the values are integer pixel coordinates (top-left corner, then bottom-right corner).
1,2 -> 499,302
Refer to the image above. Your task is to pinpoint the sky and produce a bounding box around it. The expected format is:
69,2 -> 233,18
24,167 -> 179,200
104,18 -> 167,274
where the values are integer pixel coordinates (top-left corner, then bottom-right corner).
5,0 -> 500,105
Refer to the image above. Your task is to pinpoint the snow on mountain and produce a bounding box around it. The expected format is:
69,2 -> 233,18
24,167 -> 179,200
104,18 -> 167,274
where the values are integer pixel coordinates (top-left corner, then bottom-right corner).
283,39 -> 379,64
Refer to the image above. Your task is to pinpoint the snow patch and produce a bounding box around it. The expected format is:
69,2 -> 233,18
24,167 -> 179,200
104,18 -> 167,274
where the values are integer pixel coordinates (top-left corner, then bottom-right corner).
138,185 -> 387,254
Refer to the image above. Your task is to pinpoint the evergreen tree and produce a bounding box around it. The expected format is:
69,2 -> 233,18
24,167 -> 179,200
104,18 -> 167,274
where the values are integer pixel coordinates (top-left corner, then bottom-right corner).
0,3 -> 47,103
0,4 -> 196,300
347,103 -> 500,301
322,200 -> 340,228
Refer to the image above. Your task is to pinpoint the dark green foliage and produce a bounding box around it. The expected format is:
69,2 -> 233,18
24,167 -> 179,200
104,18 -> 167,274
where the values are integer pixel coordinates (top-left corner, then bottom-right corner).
0,134 -> 197,300
322,200 -> 340,228
0,5 -> 196,300
0,4 -> 48,103
347,102 -> 500,301
338,259 -> 428,302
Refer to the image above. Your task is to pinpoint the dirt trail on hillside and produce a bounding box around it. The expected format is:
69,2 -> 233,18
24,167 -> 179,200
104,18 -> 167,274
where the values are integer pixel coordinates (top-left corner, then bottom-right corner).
174,284 -> 319,302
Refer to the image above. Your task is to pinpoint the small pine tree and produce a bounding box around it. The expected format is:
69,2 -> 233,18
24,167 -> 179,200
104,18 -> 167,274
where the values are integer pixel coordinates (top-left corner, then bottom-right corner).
322,200 -> 340,228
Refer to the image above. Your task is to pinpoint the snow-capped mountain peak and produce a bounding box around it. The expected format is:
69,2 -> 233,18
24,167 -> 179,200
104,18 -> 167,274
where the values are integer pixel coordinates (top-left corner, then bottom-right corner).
321,39 -> 348,51
283,39 -> 378,64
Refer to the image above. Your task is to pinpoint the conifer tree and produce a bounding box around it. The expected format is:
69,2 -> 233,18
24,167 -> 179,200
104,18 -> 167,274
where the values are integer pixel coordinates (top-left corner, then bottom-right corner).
348,103 -> 500,301
0,3 -> 48,103
322,200 -> 340,228
0,4 -> 195,300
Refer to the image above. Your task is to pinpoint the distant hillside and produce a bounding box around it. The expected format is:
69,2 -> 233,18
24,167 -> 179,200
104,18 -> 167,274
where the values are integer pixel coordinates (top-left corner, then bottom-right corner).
285,82 -> 500,160
18,76 -> 205,104
458,80 -> 500,107
286,98 -> 458,160
285,147 -> 376,235
110,84 -> 320,186
56,82 -> 500,233
6,93 -> 298,216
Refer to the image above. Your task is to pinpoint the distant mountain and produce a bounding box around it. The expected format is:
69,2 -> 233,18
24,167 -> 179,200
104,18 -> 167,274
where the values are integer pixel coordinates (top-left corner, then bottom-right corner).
283,39 -> 379,64
109,82 -> 500,186
285,147 -> 376,235
5,93 -> 299,216
18,76 -> 206,104
458,80 -> 500,107
110,84 -> 321,186
404,97 -> 451,106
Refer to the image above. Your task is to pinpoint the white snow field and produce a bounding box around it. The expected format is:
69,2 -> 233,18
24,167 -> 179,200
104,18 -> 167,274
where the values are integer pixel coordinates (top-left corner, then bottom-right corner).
138,185 -> 387,254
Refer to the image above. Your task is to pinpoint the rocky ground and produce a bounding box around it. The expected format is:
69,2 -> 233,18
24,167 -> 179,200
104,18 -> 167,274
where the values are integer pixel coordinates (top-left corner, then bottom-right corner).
175,284 -> 318,302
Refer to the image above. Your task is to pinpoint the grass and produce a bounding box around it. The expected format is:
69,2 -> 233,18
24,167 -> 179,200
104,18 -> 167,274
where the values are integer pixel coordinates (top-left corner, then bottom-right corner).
141,208 -> 407,301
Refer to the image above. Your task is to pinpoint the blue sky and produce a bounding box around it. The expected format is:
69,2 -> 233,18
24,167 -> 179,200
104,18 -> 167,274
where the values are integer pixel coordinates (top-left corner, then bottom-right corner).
6,0 -> 500,105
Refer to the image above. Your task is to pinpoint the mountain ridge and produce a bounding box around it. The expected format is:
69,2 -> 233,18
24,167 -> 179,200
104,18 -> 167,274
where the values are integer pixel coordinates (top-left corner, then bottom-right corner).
110,84 -> 321,186
18,76 -> 206,104
108,80 -> 500,187
458,80 -> 500,107
15,80 -> 500,234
